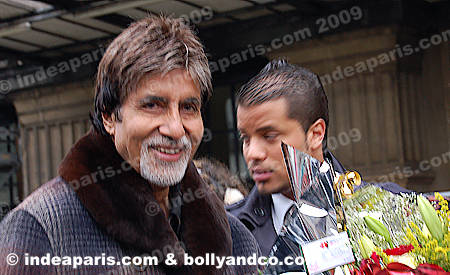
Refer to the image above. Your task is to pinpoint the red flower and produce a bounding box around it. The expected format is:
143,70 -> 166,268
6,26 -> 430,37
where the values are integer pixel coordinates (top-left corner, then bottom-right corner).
415,263 -> 449,275
371,252 -> 382,264
383,244 -> 414,256
352,254 -> 449,275
360,258 -> 382,275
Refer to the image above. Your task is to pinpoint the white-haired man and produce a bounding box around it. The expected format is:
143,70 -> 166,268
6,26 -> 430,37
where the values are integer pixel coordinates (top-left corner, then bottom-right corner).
1,16 -> 259,275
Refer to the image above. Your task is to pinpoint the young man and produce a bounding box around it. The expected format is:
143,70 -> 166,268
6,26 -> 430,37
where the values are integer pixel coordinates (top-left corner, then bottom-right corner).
228,59 -> 345,256
0,16 -> 259,274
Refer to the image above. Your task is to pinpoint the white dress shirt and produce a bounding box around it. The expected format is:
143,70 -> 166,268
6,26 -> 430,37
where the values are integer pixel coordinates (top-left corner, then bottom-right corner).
271,193 -> 295,234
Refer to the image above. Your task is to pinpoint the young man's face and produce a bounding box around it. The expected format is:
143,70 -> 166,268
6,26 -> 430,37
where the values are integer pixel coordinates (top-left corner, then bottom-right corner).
237,97 -> 311,195
103,69 -> 204,187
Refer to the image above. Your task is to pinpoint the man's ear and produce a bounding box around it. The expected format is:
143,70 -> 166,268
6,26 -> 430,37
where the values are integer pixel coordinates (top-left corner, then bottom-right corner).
102,113 -> 116,136
306,118 -> 326,152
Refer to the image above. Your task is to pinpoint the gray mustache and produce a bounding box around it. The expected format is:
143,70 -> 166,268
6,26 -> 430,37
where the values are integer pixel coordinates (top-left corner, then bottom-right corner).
145,135 -> 191,149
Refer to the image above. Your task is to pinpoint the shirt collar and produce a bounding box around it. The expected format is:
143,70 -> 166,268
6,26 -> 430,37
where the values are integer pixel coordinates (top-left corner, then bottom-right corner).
271,193 -> 295,234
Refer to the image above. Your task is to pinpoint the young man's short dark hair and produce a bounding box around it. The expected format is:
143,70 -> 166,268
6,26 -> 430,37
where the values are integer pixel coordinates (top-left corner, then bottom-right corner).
237,58 -> 329,149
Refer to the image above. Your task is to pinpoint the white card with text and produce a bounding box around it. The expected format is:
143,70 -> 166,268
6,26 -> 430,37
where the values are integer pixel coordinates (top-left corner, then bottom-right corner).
301,232 -> 355,275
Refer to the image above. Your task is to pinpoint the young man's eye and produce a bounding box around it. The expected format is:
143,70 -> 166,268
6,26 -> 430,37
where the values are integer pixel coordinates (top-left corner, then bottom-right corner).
264,134 -> 278,141
239,135 -> 249,143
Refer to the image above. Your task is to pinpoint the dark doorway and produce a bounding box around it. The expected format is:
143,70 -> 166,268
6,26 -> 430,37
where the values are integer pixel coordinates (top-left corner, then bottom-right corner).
0,99 -> 20,220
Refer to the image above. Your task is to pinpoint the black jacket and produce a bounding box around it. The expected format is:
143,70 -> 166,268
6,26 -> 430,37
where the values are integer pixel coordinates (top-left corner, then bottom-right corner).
226,150 -> 346,256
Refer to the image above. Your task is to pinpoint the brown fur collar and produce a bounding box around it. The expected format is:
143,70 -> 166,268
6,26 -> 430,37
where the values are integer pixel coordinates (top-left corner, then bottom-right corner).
58,129 -> 232,274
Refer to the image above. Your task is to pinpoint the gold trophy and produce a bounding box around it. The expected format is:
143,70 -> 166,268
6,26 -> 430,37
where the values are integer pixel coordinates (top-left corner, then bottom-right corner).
333,171 -> 362,232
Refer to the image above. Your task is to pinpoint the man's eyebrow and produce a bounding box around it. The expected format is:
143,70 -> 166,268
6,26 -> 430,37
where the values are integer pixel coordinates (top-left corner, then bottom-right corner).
182,97 -> 201,105
237,126 -> 277,134
255,126 -> 277,133
139,96 -> 167,104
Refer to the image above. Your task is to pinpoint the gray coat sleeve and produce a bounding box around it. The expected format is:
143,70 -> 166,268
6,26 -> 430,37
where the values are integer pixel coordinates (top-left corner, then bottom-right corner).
0,210 -> 57,275
228,213 -> 261,275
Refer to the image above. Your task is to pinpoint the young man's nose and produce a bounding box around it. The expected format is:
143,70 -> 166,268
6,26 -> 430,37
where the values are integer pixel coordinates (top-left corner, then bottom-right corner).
244,139 -> 267,162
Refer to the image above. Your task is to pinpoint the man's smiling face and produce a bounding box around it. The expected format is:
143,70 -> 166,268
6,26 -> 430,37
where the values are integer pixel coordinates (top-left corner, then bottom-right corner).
103,69 -> 204,186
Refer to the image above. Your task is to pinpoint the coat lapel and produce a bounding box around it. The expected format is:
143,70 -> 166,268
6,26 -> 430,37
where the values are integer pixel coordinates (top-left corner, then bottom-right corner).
58,129 -> 232,274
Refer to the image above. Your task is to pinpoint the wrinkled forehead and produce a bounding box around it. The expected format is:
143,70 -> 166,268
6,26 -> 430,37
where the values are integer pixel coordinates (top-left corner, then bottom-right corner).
128,69 -> 201,101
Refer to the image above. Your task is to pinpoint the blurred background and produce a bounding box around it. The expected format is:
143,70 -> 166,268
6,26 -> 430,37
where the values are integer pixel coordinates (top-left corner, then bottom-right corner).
0,0 -> 449,217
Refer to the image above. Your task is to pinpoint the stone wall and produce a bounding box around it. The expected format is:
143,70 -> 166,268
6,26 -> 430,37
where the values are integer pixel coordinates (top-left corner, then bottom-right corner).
11,81 -> 93,196
267,25 -> 450,191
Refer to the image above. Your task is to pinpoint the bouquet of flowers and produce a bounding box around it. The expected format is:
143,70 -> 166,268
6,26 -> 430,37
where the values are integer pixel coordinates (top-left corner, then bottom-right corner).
262,142 -> 449,275
343,184 -> 450,274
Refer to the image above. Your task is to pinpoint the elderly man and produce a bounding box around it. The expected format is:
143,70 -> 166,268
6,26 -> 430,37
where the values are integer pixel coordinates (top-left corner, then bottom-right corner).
227,59 -> 346,256
0,16 -> 259,274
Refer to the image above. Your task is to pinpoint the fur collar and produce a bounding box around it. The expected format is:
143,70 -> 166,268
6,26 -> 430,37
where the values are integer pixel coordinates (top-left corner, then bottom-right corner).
58,129 -> 232,274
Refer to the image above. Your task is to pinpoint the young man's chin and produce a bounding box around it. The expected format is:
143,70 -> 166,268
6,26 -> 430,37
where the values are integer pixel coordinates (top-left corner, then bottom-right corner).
256,181 -> 292,196
256,181 -> 277,195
